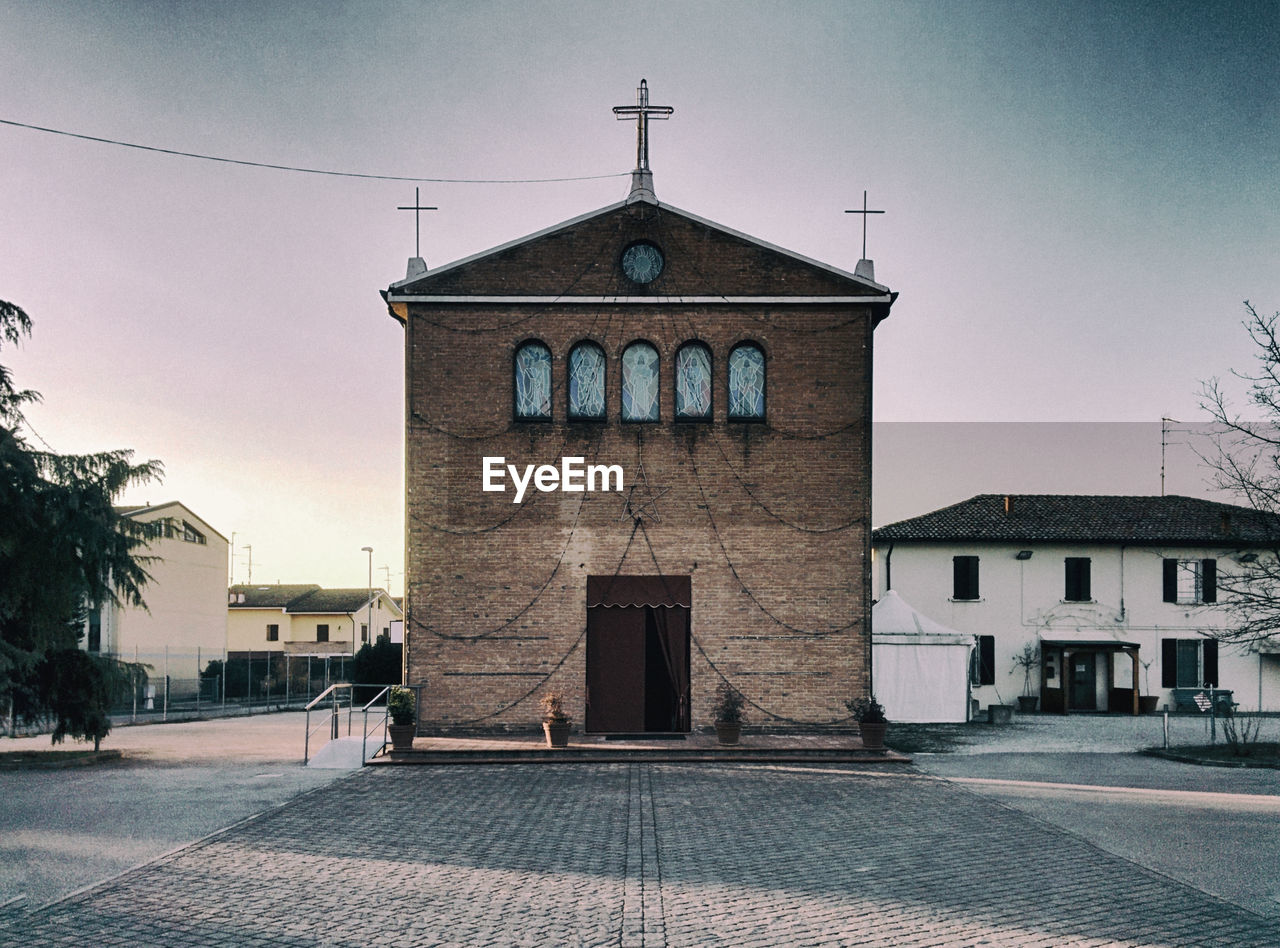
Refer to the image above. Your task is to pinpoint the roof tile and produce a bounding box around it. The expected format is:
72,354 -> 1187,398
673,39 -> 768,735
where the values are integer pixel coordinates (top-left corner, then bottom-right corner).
872,494 -> 1280,545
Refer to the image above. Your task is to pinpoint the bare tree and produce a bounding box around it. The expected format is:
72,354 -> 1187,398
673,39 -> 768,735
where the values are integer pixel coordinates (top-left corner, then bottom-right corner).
1199,301 -> 1280,646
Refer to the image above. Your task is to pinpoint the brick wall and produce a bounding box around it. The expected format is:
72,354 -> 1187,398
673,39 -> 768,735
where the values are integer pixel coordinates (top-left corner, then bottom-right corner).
396,202 -> 883,731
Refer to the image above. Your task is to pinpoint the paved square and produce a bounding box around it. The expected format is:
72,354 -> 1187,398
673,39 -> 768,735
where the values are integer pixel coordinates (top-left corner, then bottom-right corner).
3,763 -> 1276,947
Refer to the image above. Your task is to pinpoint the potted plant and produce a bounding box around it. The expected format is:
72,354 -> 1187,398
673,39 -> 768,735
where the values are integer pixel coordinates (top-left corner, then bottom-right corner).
387,685 -> 416,752
1139,659 -> 1160,713
540,690 -> 571,748
1011,643 -> 1040,713
846,694 -> 888,750
711,681 -> 745,745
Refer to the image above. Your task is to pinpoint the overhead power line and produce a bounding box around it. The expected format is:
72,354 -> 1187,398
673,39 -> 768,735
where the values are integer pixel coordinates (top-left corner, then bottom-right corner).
0,117 -> 630,184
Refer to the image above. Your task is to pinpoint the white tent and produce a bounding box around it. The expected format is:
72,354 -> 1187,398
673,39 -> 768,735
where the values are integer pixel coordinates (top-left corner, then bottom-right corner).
872,590 -> 975,723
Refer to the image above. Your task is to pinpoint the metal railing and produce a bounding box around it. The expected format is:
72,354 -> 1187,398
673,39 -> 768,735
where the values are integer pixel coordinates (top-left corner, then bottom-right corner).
360,686 -> 391,765
303,683 -> 353,765
303,682 -> 410,765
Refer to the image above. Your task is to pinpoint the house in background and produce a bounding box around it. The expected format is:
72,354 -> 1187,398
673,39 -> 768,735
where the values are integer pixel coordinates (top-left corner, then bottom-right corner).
84,502 -> 229,683
227,584 -> 403,659
872,494 -> 1280,715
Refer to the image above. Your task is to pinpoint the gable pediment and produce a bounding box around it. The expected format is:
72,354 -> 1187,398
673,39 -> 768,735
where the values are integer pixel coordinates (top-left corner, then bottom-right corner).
385,198 -> 890,301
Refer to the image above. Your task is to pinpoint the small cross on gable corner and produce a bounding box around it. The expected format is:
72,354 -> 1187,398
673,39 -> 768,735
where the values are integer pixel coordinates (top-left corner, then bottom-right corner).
844,189 -> 886,283
397,185 -> 438,277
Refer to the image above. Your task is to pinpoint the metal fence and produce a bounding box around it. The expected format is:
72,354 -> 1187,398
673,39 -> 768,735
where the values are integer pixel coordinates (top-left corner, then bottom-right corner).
1160,708 -> 1280,752
1,648 -> 366,736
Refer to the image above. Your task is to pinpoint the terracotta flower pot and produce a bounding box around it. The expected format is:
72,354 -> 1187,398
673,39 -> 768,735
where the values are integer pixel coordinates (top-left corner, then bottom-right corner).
1139,695 -> 1160,714
388,723 -> 416,752
988,704 -> 1014,724
1017,696 -> 1038,713
714,721 -> 742,745
543,720 -> 571,748
858,721 -> 887,750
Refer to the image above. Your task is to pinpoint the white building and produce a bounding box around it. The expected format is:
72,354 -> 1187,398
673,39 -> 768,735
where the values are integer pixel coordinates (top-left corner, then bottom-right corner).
872,494 -> 1280,714
85,502 -> 229,682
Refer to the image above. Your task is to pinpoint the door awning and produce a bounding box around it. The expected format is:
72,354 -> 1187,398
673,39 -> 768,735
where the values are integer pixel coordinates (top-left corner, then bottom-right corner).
587,575 -> 691,608
1040,630 -> 1140,649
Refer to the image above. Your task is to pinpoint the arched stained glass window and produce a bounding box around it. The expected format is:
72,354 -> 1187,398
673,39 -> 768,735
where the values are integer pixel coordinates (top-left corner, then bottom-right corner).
514,341 -> 551,420
621,342 -> 660,422
728,344 -> 766,419
568,342 -> 606,419
674,343 -> 712,420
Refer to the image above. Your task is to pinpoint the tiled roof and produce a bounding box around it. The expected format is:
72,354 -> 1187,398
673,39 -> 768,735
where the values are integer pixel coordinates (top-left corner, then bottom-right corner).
872,495 -> 1280,545
229,584 -> 321,608
229,585 -> 396,614
287,588 -> 378,614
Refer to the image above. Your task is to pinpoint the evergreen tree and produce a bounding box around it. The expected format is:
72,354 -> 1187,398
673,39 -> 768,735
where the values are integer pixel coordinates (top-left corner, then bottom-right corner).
353,637 -> 403,686
1,298 -> 161,745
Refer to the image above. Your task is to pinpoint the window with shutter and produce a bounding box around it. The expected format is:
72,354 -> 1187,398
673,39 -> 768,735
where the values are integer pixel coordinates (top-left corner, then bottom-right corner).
1164,558 -> 1218,604
1162,637 -> 1216,689
1064,557 -> 1091,601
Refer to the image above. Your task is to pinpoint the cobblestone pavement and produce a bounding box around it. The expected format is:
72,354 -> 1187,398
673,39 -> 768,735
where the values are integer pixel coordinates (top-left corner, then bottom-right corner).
896,711 -> 1280,756
3,763 -> 1277,947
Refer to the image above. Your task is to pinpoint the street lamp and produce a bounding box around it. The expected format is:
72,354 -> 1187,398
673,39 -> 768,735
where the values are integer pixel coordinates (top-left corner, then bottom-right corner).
361,546 -> 373,647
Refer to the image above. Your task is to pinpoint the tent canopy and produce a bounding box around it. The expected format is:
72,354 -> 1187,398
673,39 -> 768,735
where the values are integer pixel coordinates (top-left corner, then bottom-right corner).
872,589 -> 973,645
872,590 -> 973,723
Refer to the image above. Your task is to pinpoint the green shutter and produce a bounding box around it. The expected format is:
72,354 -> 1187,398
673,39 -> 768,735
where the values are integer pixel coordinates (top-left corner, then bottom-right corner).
1065,557 -> 1091,601
1161,639 -> 1177,688
1203,639 -> 1219,687
1202,559 -> 1217,603
953,556 -> 979,600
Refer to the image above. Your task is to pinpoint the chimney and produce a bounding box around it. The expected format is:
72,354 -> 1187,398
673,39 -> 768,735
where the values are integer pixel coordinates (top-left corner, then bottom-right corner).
1004,495 -> 1014,516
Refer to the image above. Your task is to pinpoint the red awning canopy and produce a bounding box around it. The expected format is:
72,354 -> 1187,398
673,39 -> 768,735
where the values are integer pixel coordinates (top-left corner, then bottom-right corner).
587,575 -> 691,608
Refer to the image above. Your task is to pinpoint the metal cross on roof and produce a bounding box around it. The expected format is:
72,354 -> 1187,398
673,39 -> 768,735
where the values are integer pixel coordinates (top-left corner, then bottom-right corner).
396,186 -> 438,259
844,190 -> 885,260
613,79 -> 674,173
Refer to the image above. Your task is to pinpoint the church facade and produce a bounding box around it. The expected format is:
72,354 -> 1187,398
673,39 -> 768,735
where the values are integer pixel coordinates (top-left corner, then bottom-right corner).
384,99 -> 896,732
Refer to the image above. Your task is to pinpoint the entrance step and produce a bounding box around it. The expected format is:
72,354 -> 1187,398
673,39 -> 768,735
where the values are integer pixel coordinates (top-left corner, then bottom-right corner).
367,732 -> 910,765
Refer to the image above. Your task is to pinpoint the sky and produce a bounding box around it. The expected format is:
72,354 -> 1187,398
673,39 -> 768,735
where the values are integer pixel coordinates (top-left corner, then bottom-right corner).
1,0 -> 1276,593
